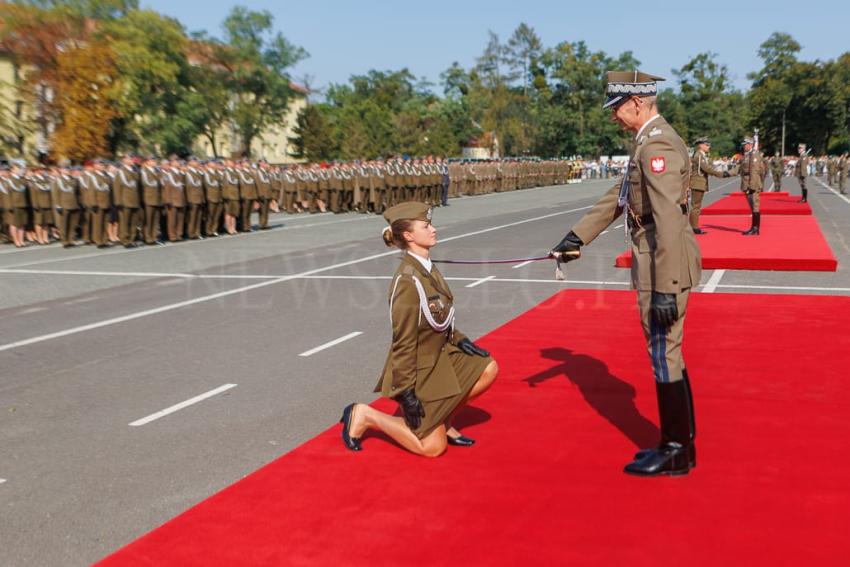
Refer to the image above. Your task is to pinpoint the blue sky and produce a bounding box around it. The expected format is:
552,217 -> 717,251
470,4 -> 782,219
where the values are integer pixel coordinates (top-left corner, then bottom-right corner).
144,0 -> 849,96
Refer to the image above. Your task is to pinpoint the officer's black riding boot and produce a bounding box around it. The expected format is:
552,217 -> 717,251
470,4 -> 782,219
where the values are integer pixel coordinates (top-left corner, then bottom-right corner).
800,188 -> 808,203
742,212 -> 760,235
624,379 -> 693,477
634,369 -> 697,468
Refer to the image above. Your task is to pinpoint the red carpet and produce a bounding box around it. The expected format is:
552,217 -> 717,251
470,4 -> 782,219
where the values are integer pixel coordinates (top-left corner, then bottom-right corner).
615,215 -> 837,271
98,291 -> 850,566
702,192 -> 812,215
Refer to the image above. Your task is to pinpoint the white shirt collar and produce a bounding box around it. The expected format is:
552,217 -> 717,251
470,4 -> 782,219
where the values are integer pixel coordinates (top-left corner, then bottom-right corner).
407,250 -> 432,273
634,114 -> 661,141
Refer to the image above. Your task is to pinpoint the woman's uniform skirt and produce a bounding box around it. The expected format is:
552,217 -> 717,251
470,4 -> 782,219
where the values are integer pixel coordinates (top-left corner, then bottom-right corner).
412,343 -> 492,439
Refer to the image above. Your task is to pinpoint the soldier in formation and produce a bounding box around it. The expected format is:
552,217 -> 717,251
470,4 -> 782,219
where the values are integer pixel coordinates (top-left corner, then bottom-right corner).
0,155 -> 583,249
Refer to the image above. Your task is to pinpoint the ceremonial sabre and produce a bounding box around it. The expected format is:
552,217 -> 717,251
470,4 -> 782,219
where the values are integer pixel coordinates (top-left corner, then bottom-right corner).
432,253 -> 577,281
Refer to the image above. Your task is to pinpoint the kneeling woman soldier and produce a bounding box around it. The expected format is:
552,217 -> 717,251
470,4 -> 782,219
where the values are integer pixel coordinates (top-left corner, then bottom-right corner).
341,202 -> 498,457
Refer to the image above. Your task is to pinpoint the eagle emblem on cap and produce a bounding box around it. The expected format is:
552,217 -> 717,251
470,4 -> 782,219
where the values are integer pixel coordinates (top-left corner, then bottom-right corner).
426,207 -> 433,221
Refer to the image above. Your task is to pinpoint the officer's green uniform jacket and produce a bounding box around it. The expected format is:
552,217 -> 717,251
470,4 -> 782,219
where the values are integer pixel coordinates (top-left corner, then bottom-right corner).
739,150 -> 764,192
572,115 -> 701,294
690,150 -> 723,191
375,252 -> 470,402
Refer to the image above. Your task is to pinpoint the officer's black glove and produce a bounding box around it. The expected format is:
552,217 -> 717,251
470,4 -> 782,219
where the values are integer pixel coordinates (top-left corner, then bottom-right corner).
651,292 -> 678,328
55,207 -> 63,215
91,206 -> 99,213
550,230 -> 582,263
458,338 -> 490,357
393,388 -> 425,430
722,171 -> 731,178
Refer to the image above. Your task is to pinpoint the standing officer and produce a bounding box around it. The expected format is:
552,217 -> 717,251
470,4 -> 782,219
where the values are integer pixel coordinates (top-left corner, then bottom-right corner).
738,137 -> 764,236
221,160 -> 240,235
795,144 -> 808,203
140,156 -> 162,245
838,153 -> 847,195
185,158 -> 206,239
26,166 -> 52,245
770,151 -> 783,192
90,161 -> 112,248
238,162 -> 257,231
689,137 -> 725,234
256,162 -> 273,228
826,155 -> 836,186
551,71 -> 701,477
114,155 -> 142,248
52,165 -> 81,248
161,161 -> 185,242
203,161 -> 223,236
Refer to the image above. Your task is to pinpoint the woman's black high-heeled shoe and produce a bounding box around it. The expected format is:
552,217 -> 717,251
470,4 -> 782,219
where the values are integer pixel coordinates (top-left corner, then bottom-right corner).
447,433 -> 475,447
340,404 -> 362,451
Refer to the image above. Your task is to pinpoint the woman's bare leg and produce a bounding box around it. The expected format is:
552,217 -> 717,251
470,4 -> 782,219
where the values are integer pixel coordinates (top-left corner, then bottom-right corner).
350,404 -> 447,458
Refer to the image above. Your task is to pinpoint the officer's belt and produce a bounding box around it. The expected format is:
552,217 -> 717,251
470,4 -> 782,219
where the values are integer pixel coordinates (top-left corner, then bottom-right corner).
627,205 -> 687,230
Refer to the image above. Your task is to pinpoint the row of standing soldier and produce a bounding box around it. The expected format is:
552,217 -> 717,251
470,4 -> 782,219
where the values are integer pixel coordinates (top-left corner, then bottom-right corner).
0,157 -> 580,248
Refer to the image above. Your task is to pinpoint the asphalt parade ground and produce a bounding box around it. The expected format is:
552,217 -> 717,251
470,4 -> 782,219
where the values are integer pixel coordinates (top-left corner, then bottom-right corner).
1,175 -> 848,565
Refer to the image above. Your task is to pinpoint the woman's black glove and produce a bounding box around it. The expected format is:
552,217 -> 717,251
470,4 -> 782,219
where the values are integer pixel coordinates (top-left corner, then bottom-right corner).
393,388 -> 425,430
651,292 -> 678,328
458,338 -> 490,357
550,230 -> 582,262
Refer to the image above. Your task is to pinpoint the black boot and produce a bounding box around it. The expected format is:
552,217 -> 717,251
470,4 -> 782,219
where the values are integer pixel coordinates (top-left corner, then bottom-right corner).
624,380 -> 693,476
633,370 -> 697,468
800,188 -> 808,203
742,212 -> 760,236
692,227 -> 707,235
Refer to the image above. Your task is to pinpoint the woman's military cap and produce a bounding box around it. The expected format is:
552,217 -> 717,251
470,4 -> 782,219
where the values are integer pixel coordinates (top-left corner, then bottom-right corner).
603,71 -> 665,109
383,202 -> 432,225
693,137 -> 711,145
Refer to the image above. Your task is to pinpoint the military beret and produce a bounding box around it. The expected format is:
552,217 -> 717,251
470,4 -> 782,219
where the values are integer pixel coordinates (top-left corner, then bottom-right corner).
383,201 -> 432,225
603,70 -> 665,109
693,137 -> 710,145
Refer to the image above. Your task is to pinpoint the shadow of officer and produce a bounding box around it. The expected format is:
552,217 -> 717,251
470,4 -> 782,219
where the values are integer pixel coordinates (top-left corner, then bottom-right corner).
524,347 -> 659,449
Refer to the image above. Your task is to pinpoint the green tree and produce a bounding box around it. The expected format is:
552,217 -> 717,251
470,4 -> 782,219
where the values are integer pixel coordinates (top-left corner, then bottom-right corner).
221,6 -> 307,156
504,22 -> 542,95
671,52 -> 746,156
99,9 -> 197,155
291,104 -> 336,161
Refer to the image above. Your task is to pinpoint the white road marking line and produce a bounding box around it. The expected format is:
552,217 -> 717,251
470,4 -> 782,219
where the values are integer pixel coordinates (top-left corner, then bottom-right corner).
0,205 -> 593,353
0,216 -> 377,270
129,384 -> 237,427
465,275 -> 496,288
298,331 -> 363,357
716,284 -> 850,292
19,306 -> 47,314
0,268 -> 277,279
814,177 -> 850,205
613,224 -> 624,229
0,478 -> 6,485
511,260 -> 535,269
701,270 -> 726,293
491,277 -> 629,286
599,230 -> 609,235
